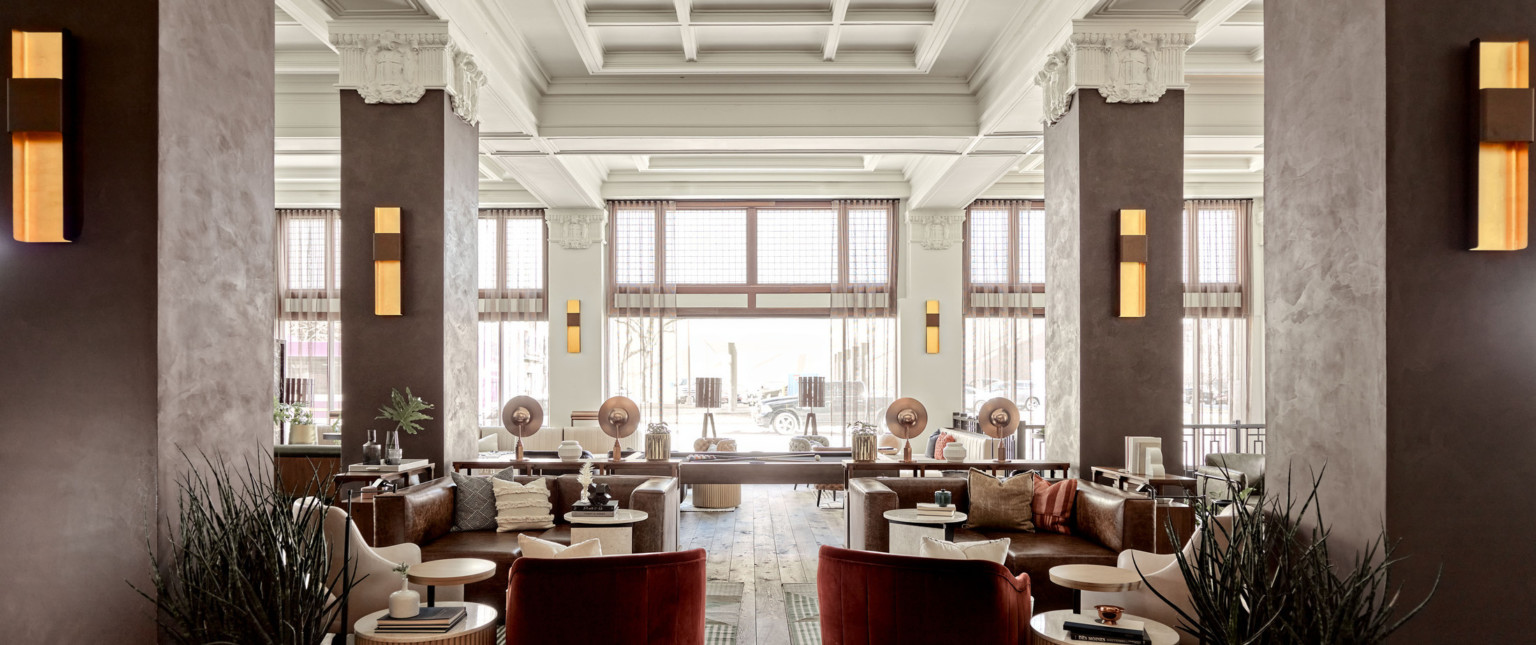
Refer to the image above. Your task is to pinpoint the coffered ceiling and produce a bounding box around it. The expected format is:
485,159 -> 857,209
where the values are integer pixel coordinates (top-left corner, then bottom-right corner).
272,0 -> 1266,210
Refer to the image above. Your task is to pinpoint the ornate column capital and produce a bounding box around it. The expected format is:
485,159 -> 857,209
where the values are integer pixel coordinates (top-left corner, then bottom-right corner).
546,208 -> 607,250
907,208 -> 965,251
1033,20 -> 1196,125
329,20 -> 486,126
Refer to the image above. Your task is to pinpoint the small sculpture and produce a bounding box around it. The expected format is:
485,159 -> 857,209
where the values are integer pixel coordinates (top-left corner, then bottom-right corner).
587,483 -> 611,507
577,460 -> 594,506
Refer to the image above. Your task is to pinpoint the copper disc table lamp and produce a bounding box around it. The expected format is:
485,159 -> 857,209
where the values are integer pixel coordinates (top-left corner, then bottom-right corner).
599,395 -> 640,461
885,397 -> 927,463
502,395 -> 544,461
978,397 -> 1020,462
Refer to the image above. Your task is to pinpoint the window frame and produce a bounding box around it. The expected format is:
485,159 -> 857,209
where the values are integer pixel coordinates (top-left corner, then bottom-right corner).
477,209 -> 549,322
608,200 -> 898,318
1182,199 -> 1252,319
962,200 -> 1046,318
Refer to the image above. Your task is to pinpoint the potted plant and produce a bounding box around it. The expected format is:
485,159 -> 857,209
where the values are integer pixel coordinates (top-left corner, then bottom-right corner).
376,387 -> 434,465
289,403 -> 318,445
136,451 -> 357,644
1140,467 -> 1439,645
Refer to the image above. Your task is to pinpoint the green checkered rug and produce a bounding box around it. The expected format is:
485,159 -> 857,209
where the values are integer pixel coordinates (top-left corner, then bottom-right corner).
783,583 -> 821,645
706,581 -> 746,645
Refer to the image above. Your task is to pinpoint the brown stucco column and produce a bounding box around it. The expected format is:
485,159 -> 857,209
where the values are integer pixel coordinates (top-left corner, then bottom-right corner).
336,25 -> 485,471
1267,1 -> 1536,641
1040,24 -> 1193,476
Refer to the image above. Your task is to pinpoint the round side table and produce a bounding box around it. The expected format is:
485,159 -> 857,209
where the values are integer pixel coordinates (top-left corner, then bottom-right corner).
564,508 -> 649,554
355,601 -> 497,645
406,558 -> 495,607
1030,609 -> 1179,645
882,508 -> 968,556
1048,563 -> 1143,612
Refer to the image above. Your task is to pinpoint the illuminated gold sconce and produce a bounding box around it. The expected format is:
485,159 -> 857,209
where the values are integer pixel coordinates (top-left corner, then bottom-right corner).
1473,39 -> 1532,251
9,30 -> 71,243
373,207 -> 402,316
1119,209 -> 1147,318
566,300 -> 581,352
925,300 -> 940,353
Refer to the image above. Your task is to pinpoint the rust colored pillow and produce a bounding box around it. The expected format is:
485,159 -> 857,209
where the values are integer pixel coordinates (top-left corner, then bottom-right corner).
966,468 -> 1035,532
1031,474 -> 1077,535
934,432 -> 957,457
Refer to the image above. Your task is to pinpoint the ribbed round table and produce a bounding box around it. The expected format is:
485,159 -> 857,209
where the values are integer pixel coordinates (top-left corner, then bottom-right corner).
1030,609 -> 1179,645
354,601 -> 497,645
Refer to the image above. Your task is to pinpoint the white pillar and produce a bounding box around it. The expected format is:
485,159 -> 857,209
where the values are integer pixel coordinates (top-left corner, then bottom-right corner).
545,208 -> 608,428
898,207 -> 966,439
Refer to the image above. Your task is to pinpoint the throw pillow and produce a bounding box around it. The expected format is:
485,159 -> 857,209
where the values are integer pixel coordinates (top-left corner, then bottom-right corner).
517,534 -> 602,559
492,476 -> 555,532
1031,473 -> 1077,535
449,466 -> 521,532
934,432 -> 957,457
966,468 -> 1036,532
918,536 -> 1011,566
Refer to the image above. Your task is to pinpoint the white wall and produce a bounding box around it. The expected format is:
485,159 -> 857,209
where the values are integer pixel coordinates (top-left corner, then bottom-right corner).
897,206 -> 966,442
545,208 -> 609,428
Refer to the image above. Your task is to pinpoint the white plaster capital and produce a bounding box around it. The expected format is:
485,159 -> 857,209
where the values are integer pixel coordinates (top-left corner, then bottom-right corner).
329,20 -> 485,126
546,208 -> 607,250
1034,20 -> 1196,125
907,209 -> 965,251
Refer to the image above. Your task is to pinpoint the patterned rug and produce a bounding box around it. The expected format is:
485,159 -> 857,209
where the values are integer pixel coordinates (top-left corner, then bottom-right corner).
705,580 -> 746,644
783,583 -> 821,645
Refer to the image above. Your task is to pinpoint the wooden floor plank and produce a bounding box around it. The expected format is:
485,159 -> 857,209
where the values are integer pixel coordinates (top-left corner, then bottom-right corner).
753,491 -> 789,644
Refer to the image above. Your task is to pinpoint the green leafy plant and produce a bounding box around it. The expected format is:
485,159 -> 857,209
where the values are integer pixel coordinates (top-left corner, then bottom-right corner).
291,404 -> 314,426
377,387 -> 434,435
272,397 -> 294,426
1139,466 -> 1438,645
135,451 -> 357,644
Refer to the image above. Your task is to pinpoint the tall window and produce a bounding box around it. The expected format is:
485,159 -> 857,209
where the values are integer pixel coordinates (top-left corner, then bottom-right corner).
963,200 -> 1046,459
478,209 -> 549,427
609,200 -> 897,448
275,209 -> 342,428
1182,199 -> 1255,432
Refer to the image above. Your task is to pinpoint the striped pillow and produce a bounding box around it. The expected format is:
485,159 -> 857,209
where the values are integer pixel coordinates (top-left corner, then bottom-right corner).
1031,474 -> 1077,535
492,477 -> 555,532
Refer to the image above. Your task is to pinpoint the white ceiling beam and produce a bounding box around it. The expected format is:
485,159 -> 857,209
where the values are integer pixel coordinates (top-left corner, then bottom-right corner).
968,0 -> 1100,135
583,8 -> 934,27
275,50 -> 339,75
1188,0 -> 1255,43
913,0 -> 969,73
823,0 -> 849,62
275,0 -> 338,52
598,50 -> 918,74
1184,50 -> 1263,75
675,0 -> 698,63
906,153 -> 1028,210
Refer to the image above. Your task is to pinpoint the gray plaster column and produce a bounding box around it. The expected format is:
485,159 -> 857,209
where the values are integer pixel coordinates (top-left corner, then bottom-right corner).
1040,25 -> 1192,476
338,89 -> 479,469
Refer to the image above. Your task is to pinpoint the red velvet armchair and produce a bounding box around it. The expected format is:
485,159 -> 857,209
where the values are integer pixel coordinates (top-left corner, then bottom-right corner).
504,548 -> 708,645
817,545 -> 1032,645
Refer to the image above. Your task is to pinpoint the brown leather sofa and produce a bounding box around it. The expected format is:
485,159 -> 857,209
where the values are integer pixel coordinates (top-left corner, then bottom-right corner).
847,476 -> 1153,612
373,474 -> 680,611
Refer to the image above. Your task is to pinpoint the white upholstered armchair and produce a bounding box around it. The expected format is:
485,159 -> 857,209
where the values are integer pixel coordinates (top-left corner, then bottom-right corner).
1080,511 -> 1236,645
292,498 -> 463,632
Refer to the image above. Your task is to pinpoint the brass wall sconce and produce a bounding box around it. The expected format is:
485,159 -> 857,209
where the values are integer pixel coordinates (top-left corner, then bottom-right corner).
925,300 -> 940,353
1473,39 -> 1531,251
566,300 -> 581,352
374,207 -> 402,316
9,30 -> 71,243
1119,209 -> 1147,318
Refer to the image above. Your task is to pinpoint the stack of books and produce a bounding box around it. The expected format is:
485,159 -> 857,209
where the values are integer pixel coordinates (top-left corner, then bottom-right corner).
914,502 -> 956,520
349,459 -> 429,473
374,606 -> 467,634
570,500 -> 619,518
1063,614 -> 1150,644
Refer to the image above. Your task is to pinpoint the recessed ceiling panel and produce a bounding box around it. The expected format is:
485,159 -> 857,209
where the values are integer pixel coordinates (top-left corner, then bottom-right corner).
319,0 -> 432,18
1090,0 -> 1203,17
693,25 -> 829,52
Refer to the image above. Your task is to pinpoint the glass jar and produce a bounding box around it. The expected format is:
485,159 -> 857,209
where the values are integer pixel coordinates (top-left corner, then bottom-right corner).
362,430 -> 382,465
645,422 -> 672,461
851,422 -> 878,462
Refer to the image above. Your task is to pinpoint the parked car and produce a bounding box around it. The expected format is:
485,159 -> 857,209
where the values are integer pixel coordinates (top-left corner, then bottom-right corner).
755,381 -> 867,436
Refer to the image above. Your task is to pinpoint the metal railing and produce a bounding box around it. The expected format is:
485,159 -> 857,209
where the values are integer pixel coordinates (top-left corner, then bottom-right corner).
1182,421 -> 1266,469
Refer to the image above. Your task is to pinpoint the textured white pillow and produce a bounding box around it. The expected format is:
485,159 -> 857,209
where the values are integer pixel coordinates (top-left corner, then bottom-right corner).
918,537 -> 1011,566
517,534 -> 602,559
492,477 -> 555,531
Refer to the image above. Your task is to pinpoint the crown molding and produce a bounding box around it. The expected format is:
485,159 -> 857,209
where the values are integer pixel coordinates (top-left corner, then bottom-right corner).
328,21 -> 485,125
1034,21 -> 1196,125
546,208 -> 607,250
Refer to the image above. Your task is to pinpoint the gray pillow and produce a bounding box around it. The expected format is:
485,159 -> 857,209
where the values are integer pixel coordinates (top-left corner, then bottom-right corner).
450,467 -> 520,532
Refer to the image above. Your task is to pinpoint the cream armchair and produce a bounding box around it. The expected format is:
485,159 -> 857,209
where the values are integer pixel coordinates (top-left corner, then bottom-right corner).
1080,511 -> 1236,644
292,498 -> 463,632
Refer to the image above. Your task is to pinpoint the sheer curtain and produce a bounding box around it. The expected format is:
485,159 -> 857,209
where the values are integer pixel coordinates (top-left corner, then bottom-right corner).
829,199 -> 899,445
607,201 -> 679,425
274,209 -> 342,435
963,200 -> 1046,459
477,209 -> 549,427
1182,199 -> 1255,462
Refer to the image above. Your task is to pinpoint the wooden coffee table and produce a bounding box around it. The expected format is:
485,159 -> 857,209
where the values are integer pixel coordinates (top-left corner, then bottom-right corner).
1049,563 -> 1143,612
406,558 -> 495,607
1030,609 -> 1179,645
354,600 -> 497,645
564,508 -> 649,555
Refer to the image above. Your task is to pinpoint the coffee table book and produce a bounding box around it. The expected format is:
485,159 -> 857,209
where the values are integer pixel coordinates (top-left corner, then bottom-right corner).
570,500 -> 619,517
1064,614 -> 1149,644
350,459 -> 429,473
375,606 -> 467,634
